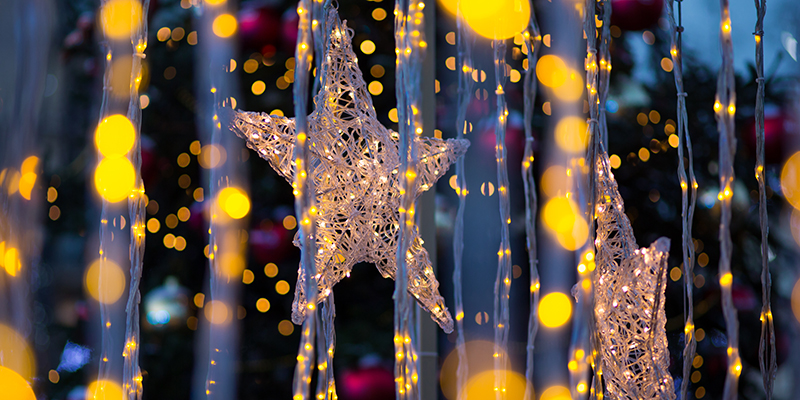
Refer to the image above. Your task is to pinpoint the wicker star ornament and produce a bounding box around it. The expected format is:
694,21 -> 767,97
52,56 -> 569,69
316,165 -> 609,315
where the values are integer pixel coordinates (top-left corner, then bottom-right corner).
229,13 -> 467,333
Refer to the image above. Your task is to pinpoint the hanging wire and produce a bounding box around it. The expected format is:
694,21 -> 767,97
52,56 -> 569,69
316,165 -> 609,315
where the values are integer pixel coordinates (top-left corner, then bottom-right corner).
452,1 -> 474,398
123,1 -> 150,398
492,37 -> 513,400
570,0 -> 603,397
291,1 -> 319,399
521,3 -> 542,399
664,1 -> 699,398
753,0 -> 777,398
715,1 -> 741,399
394,0 -> 425,398
312,5 -> 336,398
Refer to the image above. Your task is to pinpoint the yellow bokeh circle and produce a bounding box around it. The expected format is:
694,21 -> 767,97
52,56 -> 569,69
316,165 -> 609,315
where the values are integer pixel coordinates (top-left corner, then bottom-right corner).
0,325 -> 35,382
212,14 -> 238,38
553,70 -> 584,101
542,197 -> 579,233
555,215 -> 589,251
440,340 -> 507,400
205,300 -> 230,325
0,366 -> 35,400
781,152 -> 800,210
4,246 -> 22,277
536,55 -> 568,88
460,369 -> 528,399
540,385 -> 572,400
461,0 -> 530,40
86,380 -> 124,400
84,259 -> 127,304
218,187 -> 251,219
100,0 -> 144,40
94,156 -> 136,202
539,292 -> 572,328
96,114 -> 135,157
555,116 -> 589,154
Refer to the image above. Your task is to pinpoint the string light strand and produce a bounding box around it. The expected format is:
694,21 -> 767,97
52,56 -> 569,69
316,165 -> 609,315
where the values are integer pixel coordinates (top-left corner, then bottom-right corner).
715,1 -> 740,399
753,0 -> 776,398
521,2 -> 542,399
452,1 -> 474,398
665,1 -> 698,399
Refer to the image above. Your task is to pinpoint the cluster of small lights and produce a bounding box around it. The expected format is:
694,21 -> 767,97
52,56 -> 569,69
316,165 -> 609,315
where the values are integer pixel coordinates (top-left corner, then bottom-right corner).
593,153 -> 675,398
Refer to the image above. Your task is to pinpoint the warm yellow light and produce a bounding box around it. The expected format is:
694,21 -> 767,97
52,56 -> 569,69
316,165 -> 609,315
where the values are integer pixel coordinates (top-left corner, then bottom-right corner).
556,216 -> 588,251
206,0 -> 227,5
96,114 -> 135,157
388,108 -> 399,123
219,253 -> 245,278
536,55 -> 568,88
543,197 -> 579,233
360,40 -> 376,55
4,246 -> 21,276
668,134 -> 679,148
555,116 -> 588,154
460,369 -> 527,399
264,263 -> 278,277
278,320 -> 295,336
212,14 -> 237,38
539,292 -> 572,328
553,70 -> 584,101
368,81 -> 383,96
94,157 -> 135,202
719,272 -> 732,286
17,170 -> 36,201
276,280 -> 291,295
198,144 -> 227,169
609,154 -> 621,169
251,80 -> 266,95
0,366 -> 35,400
540,385 -> 571,400
85,259 -> 127,304
660,57 -> 674,72
256,298 -> 271,312
0,325 -> 35,381
781,152 -> 800,210
283,215 -> 297,230
541,165 -> 568,197
217,187 -> 250,219
100,0 -> 143,40
460,0 -> 530,40
204,300 -> 229,324
638,147 -> 651,162
242,269 -> 255,284
86,380 -> 124,400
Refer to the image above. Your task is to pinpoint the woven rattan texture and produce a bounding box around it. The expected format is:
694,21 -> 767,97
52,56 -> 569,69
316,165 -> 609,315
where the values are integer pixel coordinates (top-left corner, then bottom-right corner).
594,151 -> 675,400
229,15 -> 467,333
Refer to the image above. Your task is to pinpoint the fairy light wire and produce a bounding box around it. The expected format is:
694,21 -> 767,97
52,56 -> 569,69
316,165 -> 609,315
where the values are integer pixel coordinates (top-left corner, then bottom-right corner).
452,1 -> 474,398
394,1 -> 425,398
715,1 -> 741,399
520,2 -> 542,400
664,1 -> 698,399
753,0 -> 777,398
491,34 -> 513,400
122,1 -> 150,398
569,0 -> 604,397
291,1 -> 319,399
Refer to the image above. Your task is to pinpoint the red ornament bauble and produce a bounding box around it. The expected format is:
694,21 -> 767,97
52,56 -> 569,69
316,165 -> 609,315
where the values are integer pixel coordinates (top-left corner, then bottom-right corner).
610,0 -> 664,31
744,110 -> 788,164
340,366 -> 395,400
249,221 -> 291,264
238,6 -> 281,52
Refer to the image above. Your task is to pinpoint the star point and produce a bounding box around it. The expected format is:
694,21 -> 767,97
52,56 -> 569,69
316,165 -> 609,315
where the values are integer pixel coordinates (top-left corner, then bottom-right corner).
229,10 -> 467,333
